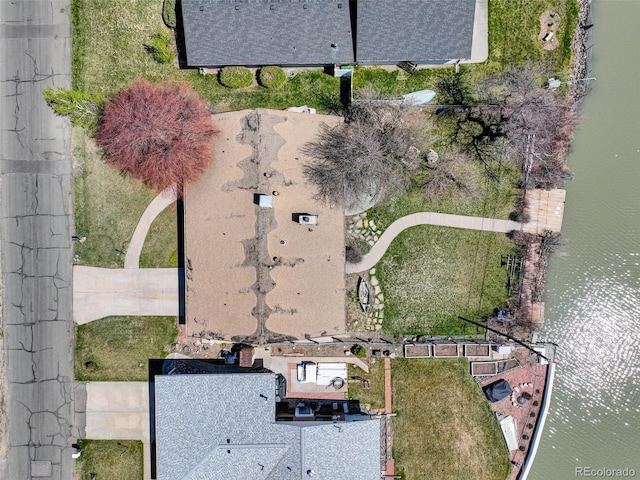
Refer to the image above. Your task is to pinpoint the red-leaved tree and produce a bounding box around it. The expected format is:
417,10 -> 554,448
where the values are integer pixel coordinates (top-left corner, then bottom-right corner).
95,80 -> 218,193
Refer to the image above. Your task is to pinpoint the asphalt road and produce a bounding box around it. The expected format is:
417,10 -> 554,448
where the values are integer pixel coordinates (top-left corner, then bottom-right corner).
0,1 -> 80,479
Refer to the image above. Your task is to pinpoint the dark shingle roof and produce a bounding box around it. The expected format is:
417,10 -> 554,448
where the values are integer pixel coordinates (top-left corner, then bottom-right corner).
154,373 -> 381,480
356,0 -> 476,63
181,0 -> 354,67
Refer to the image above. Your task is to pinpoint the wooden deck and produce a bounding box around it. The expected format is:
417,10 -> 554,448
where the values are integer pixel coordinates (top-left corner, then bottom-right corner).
523,189 -> 566,233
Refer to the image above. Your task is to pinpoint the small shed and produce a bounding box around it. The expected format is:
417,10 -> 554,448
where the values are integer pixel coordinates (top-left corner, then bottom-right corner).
483,379 -> 513,403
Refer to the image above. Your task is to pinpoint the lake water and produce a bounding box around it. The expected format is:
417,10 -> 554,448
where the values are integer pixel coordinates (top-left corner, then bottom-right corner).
529,1 -> 640,478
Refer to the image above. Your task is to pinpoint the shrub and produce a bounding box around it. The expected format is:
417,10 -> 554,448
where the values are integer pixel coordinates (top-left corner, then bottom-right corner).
42,87 -> 104,133
95,80 -> 218,193
219,66 -> 253,89
162,0 -> 177,28
351,344 -> 366,358
169,249 -> 179,267
146,29 -> 175,64
258,66 -> 287,89
346,245 -> 363,264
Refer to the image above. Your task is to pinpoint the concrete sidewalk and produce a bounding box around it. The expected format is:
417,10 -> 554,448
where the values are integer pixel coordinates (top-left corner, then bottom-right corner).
73,266 -> 180,324
81,382 -> 151,479
347,212 -> 522,273
124,188 -> 177,269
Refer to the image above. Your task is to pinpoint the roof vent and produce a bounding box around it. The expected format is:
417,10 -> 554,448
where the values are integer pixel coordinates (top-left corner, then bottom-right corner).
303,3 -> 308,9
199,5 -> 204,11
338,3 -> 342,7
235,5 -> 240,10
270,4 -> 275,10
307,470 -> 315,477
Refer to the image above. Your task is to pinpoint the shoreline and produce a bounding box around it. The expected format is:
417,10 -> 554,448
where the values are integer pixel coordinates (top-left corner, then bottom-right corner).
569,0 -> 595,104
499,0 -> 594,339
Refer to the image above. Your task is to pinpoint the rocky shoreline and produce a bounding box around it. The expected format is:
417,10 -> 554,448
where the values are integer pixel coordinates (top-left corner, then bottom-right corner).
569,0 -> 595,103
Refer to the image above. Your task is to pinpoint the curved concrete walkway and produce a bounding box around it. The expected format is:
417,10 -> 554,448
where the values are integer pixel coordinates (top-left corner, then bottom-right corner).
346,212 -> 522,274
124,187 -> 177,269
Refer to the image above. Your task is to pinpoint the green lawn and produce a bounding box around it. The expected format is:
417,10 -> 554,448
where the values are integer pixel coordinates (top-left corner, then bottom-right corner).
75,316 -> 177,381
139,202 -> 178,268
73,128 -> 176,268
71,0 -> 579,102
484,0 -> 579,77
72,0 -> 346,111
377,226 -> 516,335
368,163 -> 520,231
392,358 -> 510,480
75,440 -> 143,480
347,361 -> 386,411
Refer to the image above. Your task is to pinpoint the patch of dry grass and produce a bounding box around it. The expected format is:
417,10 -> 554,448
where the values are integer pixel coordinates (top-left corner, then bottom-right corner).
75,440 -> 143,480
347,360 -> 386,411
392,358 -> 510,480
75,316 -> 177,381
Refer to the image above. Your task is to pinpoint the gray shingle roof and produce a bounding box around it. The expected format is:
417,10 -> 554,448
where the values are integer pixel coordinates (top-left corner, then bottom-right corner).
181,0 -> 354,67
154,373 -> 381,480
356,0 -> 476,63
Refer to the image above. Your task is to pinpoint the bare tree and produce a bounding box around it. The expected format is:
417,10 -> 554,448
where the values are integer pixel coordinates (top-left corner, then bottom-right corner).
435,64 -> 576,188
303,87 -> 420,208
95,80 -> 218,194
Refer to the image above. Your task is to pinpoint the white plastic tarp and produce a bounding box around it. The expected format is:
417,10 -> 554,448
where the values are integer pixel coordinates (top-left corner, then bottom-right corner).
316,363 -> 347,386
499,415 -> 519,451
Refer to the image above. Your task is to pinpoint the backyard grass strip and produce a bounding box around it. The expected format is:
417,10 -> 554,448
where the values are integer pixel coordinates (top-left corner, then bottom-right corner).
392,358 -> 510,480
347,361 -> 386,411
75,316 -> 178,382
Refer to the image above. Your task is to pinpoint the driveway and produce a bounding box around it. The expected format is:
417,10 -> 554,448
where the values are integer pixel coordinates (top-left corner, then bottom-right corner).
73,267 -> 180,324
80,382 -> 151,479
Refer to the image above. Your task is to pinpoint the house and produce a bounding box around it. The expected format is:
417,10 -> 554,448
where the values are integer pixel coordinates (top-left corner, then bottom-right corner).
153,372 -> 381,479
180,0 -> 488,68
183,109 -> 346,342
355,0 -> 479,65
180,0 -> 354,67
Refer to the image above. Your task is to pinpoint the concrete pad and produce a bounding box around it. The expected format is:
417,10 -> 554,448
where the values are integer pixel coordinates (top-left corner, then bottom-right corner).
463,0 -> 489,64
73,267 -> 179,324
30,461 -> 52,478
